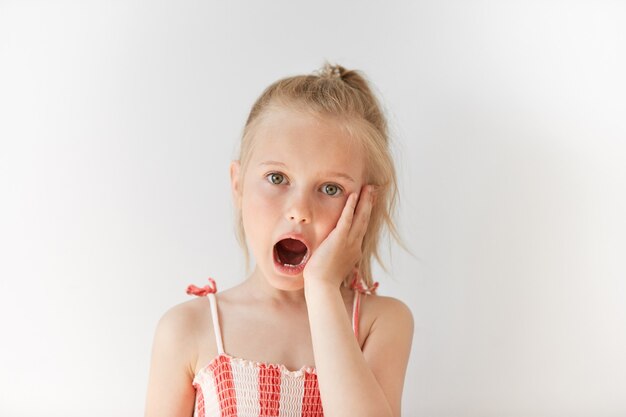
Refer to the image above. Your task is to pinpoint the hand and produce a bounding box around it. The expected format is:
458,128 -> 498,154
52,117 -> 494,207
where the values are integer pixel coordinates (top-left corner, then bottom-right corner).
303,185 -> 377,290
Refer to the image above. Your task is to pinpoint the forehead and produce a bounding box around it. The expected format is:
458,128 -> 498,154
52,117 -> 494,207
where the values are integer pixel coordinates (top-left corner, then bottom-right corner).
248,108 -> 365,178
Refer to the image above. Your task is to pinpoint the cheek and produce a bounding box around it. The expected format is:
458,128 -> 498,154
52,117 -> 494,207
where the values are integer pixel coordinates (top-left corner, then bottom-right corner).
242,177 -> 273,207
244,183 -> 282,213
315,196 -> 348,236
241,184 -> 282,235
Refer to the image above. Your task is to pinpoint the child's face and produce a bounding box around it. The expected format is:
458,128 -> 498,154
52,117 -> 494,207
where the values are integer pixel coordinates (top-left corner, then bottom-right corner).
232,107 -> 367,291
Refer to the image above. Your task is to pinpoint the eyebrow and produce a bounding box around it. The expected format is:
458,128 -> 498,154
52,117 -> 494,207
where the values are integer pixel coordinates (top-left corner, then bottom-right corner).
259,160 -> 356,183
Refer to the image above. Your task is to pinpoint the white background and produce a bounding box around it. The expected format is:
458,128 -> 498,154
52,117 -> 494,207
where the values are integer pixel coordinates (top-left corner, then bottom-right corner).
1,1 -> 625,416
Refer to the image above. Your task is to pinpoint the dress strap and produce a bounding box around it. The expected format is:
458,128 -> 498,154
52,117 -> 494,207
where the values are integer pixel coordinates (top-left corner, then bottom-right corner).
206,292 -> 225,354
349,273 -> 379,341
186,278 -> 224,355
351,291 -> 361,340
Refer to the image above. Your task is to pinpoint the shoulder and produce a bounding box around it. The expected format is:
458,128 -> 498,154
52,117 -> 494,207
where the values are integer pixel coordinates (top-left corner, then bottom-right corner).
360,294 -> 414,346
363,294 -> 413,327
156,297 -> 210,336
356,294 -> 413,417
151,297 -> 212,375
145,298 -> 211,415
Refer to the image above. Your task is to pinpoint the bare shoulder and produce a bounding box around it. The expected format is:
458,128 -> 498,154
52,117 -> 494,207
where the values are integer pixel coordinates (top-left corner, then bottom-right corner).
359,294 -> 414,349
157,297 -> 210,337
145,297 -> 213,416
363,294 -> 414,328
151,297 -> 212,375
355,293 -> 413,417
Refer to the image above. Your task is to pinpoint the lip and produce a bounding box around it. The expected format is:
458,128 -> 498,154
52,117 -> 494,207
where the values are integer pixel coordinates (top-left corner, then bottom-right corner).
272,232 -> 311,276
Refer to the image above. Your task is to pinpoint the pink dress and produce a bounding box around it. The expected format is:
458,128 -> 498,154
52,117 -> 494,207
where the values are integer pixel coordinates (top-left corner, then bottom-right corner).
185,278 -> 377,417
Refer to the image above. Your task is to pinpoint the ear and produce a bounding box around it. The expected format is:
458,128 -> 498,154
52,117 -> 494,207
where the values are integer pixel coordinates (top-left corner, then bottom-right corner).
230,160 -> 242,208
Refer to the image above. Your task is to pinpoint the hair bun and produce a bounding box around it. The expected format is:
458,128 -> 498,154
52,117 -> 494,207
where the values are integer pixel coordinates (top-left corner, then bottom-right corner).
319,63 -> 348,80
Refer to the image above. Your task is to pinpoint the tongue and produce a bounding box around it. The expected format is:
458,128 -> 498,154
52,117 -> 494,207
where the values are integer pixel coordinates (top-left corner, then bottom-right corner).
276,238 -> 307,265
280,238 -> 307,252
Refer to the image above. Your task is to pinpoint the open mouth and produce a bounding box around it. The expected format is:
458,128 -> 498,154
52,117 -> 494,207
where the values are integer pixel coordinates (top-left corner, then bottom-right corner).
273,238 -> 309,268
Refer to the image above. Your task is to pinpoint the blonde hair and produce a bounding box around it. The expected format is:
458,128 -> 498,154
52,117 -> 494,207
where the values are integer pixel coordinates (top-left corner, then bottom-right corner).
235,63 -> 401,288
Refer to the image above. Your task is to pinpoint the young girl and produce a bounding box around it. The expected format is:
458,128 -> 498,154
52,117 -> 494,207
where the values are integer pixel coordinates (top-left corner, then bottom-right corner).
144,64 -> 414,417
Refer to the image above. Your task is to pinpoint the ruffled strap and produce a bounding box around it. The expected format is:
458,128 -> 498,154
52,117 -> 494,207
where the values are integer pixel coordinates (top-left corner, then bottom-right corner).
185,277 -> 224,354
349,272 -> 379,341
349,273 -> 379,295
186,277 -> 217,296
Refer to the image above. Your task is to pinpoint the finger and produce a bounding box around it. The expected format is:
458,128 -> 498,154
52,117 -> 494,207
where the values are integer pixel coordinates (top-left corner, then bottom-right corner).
336,192 -> 359,233
350,185 -> 375,241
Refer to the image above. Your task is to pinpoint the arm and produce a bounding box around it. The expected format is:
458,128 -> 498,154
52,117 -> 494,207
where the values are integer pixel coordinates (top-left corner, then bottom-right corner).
144,304 -> 198,417
303,187 -> 414,417
305,285 -> 413,417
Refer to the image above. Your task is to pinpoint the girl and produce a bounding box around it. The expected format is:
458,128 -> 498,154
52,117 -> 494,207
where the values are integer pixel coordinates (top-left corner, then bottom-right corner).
144,64 -> 414,417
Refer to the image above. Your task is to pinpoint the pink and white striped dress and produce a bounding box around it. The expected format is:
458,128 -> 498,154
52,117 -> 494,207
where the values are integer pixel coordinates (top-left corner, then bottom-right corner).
185,278 -> 377,417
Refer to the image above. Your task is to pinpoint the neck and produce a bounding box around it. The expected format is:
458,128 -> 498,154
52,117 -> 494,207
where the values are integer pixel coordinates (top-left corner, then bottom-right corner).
242,267 -> 308,305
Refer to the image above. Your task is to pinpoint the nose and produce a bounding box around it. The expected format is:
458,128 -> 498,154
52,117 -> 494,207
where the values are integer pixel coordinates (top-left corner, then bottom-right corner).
285,191 -> 312,224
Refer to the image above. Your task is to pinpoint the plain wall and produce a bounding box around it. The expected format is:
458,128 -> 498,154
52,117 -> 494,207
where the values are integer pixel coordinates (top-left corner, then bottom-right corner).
1,1 -> 625,416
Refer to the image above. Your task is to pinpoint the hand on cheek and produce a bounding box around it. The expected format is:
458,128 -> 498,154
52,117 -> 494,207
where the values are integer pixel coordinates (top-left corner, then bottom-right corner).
303,185 -> 377,290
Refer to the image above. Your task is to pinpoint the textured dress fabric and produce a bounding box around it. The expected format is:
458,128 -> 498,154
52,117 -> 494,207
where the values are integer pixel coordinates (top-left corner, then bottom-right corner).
186,278 -> 374,417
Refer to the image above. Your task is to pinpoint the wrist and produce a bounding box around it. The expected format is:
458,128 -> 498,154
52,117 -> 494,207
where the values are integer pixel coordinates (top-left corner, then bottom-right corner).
303,279 -> 339,296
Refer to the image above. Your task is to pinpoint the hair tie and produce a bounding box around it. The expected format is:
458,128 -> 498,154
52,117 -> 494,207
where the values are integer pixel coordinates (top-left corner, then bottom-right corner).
318,64 -> 343,80
186,277 -> 217,296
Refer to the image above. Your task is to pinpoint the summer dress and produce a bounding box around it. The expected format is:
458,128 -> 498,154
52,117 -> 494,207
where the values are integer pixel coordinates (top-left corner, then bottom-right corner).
185,277 -> 378,417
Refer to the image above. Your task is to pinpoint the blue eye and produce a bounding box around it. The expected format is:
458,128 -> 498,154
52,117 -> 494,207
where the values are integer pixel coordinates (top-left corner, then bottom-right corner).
322,183 -> 342,196
267,173 -> 286,185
